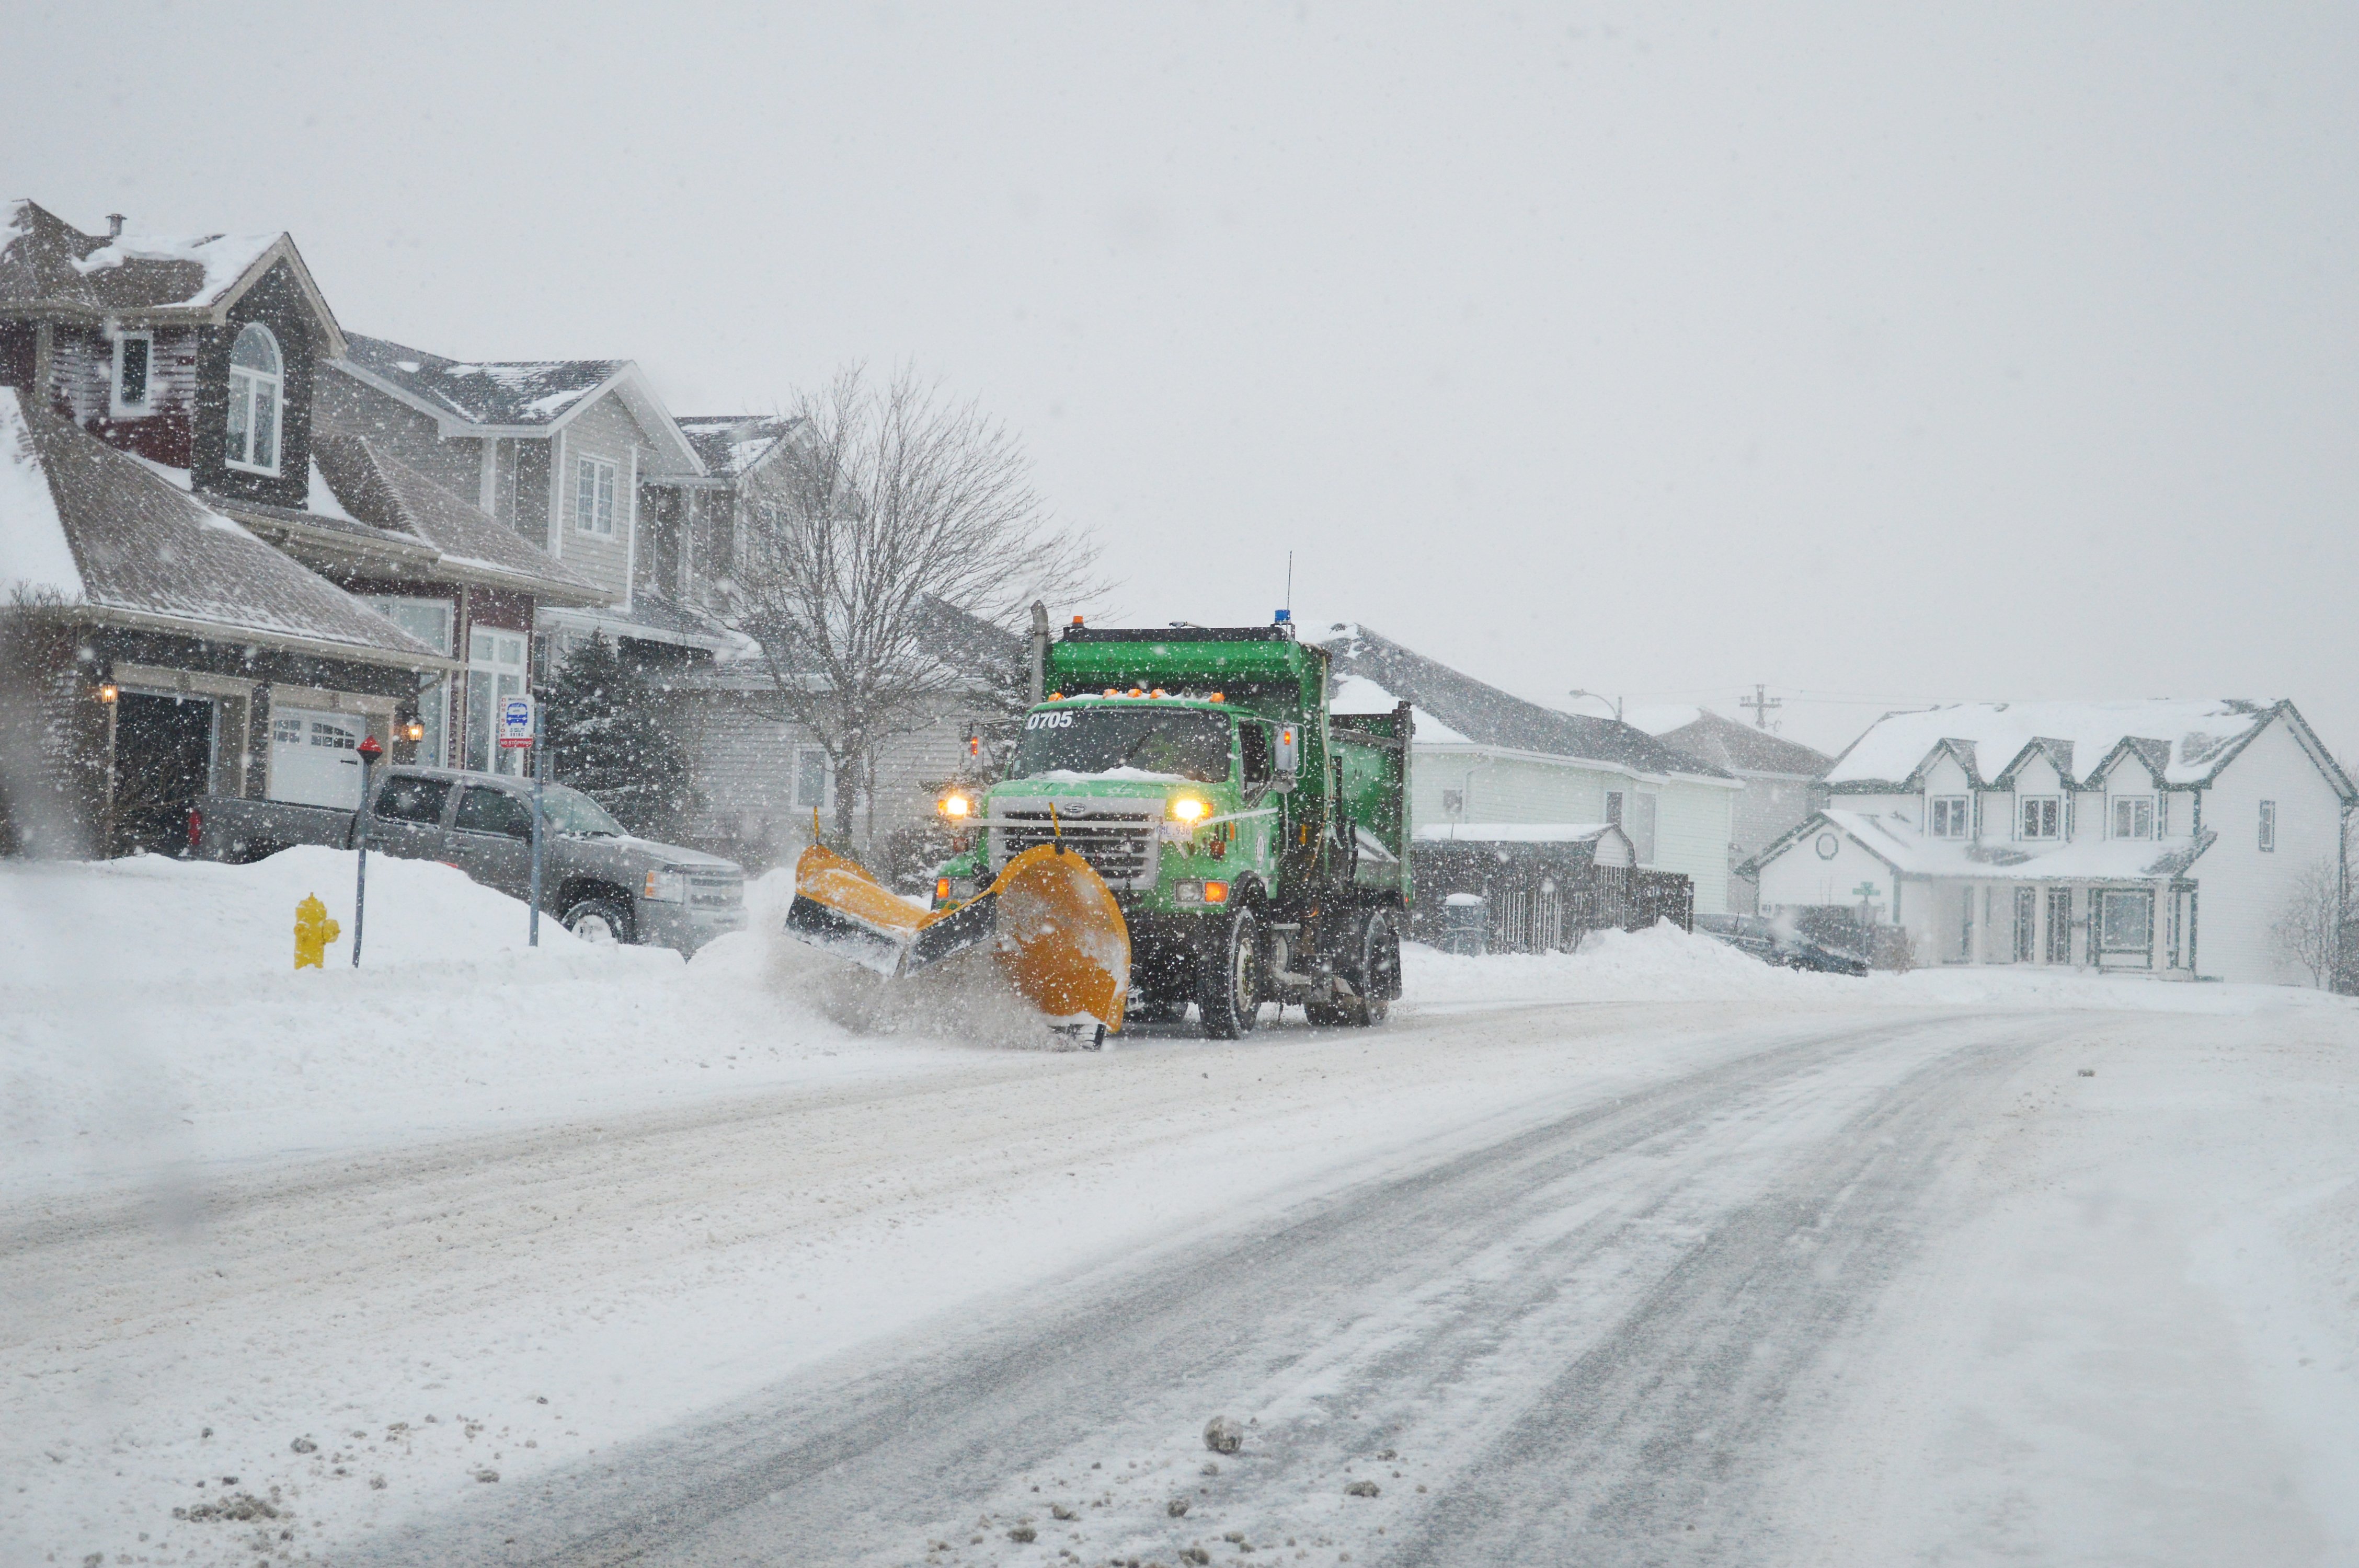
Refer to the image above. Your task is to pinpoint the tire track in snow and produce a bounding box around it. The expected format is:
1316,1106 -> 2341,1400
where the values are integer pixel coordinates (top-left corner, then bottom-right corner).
369,1010 -> 2048,1566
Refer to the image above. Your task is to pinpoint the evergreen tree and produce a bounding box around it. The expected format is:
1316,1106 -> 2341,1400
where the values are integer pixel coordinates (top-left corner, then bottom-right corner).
546,633 -> 693,837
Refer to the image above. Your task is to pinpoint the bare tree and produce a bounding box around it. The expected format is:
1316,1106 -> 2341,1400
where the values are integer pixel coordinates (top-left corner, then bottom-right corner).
2269,854 -> 2343,987
727,367 -> 1101,841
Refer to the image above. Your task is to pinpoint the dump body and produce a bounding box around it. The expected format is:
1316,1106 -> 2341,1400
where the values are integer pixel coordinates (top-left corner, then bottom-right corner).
932,622 -> 1411,1030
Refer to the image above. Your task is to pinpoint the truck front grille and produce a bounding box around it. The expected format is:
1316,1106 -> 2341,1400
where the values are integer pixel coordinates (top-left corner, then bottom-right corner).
991,806 -> 1159,889
689,873 -> 744,909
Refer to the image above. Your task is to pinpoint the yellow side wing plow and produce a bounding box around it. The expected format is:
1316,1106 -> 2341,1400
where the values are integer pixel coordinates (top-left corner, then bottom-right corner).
785,841 -> 1131,1039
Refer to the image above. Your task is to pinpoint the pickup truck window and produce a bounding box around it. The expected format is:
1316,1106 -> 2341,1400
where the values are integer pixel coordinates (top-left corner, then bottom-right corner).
375,776 -> 453,825
538,785 -> 624,837
1011,708 -> 1233,783
452,785 -> 535,839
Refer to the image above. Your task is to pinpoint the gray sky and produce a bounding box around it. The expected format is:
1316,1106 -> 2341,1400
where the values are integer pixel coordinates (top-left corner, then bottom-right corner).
8,3 -> 2354,756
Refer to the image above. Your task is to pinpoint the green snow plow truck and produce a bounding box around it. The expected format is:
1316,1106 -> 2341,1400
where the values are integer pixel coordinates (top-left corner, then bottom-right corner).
925,614 -> 1413,1036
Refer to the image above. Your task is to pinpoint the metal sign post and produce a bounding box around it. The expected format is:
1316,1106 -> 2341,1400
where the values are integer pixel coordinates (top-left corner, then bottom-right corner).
530,709 -> 548,947
352,734 -> 383,966
498,696 -> 543,947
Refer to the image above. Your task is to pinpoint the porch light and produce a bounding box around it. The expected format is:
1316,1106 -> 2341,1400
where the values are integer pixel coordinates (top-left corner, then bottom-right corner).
96,664 -> 118,704
400,716 -> 425,743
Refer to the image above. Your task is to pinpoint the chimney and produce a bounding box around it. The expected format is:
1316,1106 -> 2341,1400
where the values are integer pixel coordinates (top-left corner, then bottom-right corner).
106,214 -> 125,240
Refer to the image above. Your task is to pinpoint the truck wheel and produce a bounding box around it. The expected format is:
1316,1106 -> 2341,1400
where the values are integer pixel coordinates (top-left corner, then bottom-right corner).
563,895 -> 635,945
1197,908 -> 1263,1039
1339,913 -> 1400,1027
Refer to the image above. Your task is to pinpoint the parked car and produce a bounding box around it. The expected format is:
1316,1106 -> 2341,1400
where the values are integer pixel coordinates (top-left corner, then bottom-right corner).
1694,913 -> 1870,976
189,767 -> 747,953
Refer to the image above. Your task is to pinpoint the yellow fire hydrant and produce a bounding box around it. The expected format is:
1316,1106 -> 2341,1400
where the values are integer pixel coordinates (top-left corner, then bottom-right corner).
294,893 -> 342,970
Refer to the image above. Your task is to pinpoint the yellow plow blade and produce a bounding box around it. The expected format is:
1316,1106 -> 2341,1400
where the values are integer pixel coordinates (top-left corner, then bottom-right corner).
785,841 -> 1130,1034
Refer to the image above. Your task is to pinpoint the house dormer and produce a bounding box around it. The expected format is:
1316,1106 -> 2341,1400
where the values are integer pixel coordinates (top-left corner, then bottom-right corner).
0,201 -> 345,512
1914,739 -> 1980,840
2091,736 -> 2173,840
1992,737 -> 2075,844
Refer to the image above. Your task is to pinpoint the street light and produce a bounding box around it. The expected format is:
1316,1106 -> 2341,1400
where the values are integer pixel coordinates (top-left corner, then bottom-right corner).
1569,688 -> 1622,723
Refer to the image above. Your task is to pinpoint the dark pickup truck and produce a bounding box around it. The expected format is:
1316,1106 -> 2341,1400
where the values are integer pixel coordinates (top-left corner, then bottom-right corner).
189,766 -> 747,953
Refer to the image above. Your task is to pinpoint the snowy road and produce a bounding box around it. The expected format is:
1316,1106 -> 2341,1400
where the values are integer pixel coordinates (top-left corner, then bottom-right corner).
12,994 -> 2357,1567
386,1007 -> 2023,1568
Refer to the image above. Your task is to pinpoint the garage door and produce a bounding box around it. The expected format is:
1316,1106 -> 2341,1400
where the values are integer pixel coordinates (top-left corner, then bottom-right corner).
270,708 -> 368,809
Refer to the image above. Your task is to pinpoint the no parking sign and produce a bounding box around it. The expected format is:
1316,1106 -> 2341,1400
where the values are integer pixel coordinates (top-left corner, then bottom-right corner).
499,696 -> 536,750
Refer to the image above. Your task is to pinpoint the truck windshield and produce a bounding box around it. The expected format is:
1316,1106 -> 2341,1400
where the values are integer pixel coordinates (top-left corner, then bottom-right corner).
538,784 -> 625,837
1010,707 -> 1233,783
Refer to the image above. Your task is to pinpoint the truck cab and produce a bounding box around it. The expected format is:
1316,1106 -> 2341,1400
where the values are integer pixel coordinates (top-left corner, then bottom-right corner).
931,621 -> 1411,1035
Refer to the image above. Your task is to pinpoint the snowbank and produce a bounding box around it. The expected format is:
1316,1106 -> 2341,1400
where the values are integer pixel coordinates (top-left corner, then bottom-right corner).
1404,921 -> 2354,1016
0,850 -> 960,1198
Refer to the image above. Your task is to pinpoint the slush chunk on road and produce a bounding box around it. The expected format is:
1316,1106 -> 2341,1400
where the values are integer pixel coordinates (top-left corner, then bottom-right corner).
1203,1415 -> 1243,1454
1345,1480 -> 1380,1497
1167,1496 -> 1190,1516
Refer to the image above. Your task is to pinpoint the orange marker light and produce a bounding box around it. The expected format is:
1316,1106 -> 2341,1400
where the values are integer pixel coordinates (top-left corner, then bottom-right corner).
1203,881 -> 1230,904
1208,693 -> 1224,702
936,877 -> 952,903
1150,688 -> 1167,698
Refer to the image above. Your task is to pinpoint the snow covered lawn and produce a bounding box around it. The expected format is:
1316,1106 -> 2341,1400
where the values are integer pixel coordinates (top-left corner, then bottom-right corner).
5,853 -> 2357,1564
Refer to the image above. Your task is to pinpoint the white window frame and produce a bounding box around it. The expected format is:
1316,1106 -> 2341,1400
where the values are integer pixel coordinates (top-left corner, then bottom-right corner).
1929,795 -> 1970,839
2258,799 -> 2276,852
2099,887 -> 2154,956
225,322 -> 284,475
465,627 -> 530,777
2017,795 -> 2061,840
2110,795 -> 2155,840
109,330 -> 155,418
575,455 -> 617,536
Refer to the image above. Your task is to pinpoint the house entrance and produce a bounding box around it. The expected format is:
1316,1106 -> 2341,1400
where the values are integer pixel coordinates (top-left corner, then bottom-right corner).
2045,887 -> 2073,964
111,690 -> 216,856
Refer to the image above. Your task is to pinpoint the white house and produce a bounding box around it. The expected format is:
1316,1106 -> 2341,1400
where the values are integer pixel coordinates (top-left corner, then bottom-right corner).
1313,624 -> 1740,913
1745,700 -> 2354,984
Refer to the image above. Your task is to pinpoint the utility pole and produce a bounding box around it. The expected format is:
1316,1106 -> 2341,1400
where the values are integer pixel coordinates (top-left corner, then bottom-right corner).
1740,683 -> 1783,730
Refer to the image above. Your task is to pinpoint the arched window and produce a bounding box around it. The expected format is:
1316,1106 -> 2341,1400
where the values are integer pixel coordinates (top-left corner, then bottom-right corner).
225,323 -> 283,474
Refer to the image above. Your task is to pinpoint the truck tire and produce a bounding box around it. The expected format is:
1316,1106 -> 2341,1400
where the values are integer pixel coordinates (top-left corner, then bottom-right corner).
1197,907 -> 1263,1039
1307,913 -> 1398,1028
563,895 -> 635,945
1342,913 -> 1400,1027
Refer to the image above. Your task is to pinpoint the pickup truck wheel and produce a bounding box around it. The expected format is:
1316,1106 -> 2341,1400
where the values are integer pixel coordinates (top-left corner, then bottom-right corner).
1197,908 -> 1262,1039
563,895 -> 634,945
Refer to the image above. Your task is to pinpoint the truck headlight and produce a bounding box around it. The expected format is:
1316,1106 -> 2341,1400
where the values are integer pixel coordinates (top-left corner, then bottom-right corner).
940,791 -> 974,821
643,867 -> 689,903
1169,794 -> 1209,823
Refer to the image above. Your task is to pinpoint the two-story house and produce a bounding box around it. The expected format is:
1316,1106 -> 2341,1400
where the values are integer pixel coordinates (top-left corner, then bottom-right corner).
0,201 -> 467,854
1640,709 -> 1831,914
1313,623 -> 1740,931
1745,700 -> 2355,984
319,335 -> 735,732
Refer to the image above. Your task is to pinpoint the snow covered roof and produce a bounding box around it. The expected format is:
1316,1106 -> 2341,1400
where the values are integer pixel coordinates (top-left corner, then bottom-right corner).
0,201 -> 343,349
309,435 -> 610,604
1651,709 -> 1831,779
1758,805 -> 2217,883
0,389 -> 449,667
1311,622 -> 1731,781
339,332 -> 624,427
1413,822 -> 1617,843
1825,700 -> 2320,791
335,335 -> 704,476
675,414 -> 803,481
